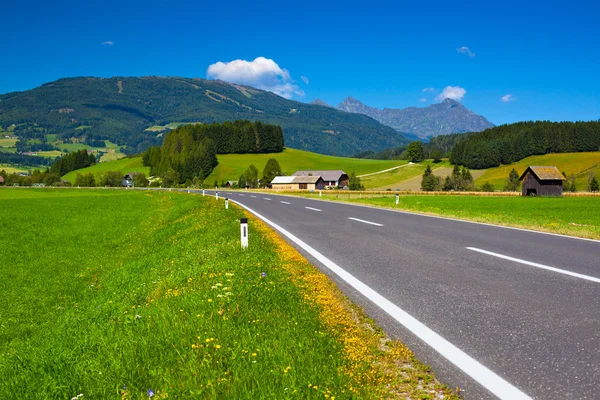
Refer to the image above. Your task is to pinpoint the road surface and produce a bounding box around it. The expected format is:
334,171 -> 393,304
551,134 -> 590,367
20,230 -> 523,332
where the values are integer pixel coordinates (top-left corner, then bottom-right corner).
202,190 -> 600,399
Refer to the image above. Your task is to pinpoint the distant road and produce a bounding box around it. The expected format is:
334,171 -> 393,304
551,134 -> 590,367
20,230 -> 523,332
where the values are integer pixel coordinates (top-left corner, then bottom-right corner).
203,189 -> 600,400
357,163 -> 411,178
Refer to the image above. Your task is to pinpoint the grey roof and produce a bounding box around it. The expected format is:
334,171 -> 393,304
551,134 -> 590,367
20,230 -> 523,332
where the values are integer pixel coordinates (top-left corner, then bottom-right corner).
271,176 -> 295,184
293,170 -> 347,181
291,175 -> 323,184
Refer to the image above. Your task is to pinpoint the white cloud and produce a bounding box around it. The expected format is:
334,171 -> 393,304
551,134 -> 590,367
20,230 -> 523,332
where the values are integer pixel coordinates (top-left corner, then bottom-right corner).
101,41 -> 114,46
419,98 -> 427,102
456,46 -> 475,58
436,86 -> 467,102
301,76 -> 309,84
501,94 -> 515,102
206,57 -> 304,99
422,87 -> 435,92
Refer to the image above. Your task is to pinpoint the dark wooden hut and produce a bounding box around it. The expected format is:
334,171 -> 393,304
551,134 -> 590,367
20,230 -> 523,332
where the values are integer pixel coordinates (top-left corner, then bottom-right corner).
519,166 -> 565,197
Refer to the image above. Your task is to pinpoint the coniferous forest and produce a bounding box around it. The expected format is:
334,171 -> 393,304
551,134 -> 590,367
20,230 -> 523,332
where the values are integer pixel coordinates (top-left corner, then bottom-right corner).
143,121 -> 284,184
450,121 -> 600,169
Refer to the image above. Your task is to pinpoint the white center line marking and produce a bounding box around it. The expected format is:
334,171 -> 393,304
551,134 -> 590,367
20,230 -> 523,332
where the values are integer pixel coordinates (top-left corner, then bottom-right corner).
230,200 -> 531,400
263,197 -> 271,201
305,206 -> 321,212
238,194 -> 245,196
280,201 -> 291,204
250,195 -> 257,198
467,247 -> 600,283
348,217 -> 383,227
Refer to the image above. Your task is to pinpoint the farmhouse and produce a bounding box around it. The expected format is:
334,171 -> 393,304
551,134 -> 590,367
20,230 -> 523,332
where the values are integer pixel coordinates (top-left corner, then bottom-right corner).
271,175 -> 325,191
0,176 -> 4,185
293,170 -> 349,188
519,166 -> 566,197
225,181 -> 238,188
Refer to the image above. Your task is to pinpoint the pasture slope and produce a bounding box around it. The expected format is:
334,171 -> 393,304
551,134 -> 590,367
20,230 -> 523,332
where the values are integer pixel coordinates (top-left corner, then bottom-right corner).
0,188 -> 455,399
63,157 -> 149,183
474,152 -> 600,191
63,148 -> 406,185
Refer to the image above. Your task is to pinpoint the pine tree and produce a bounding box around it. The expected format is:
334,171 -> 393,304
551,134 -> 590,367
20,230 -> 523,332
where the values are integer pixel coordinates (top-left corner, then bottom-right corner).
262,158 -> 282,185
348,172 -> 364,190
244,165 -> 259,188
420,164 -> 439,191
238,174 -> 247,189
590,177 -> 599,192
504,168 -> 520,191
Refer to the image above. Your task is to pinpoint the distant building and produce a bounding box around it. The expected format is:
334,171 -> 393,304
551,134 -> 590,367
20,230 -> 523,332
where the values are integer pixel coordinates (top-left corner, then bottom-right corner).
271,175 -> 325,191
225,181 -> 238,188
293,170 -> 349,188
0,176 -> 4,185
519,166 -> 566,196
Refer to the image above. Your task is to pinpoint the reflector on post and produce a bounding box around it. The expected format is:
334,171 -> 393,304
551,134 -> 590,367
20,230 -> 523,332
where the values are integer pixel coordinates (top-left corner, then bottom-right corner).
240,218 -> 248,249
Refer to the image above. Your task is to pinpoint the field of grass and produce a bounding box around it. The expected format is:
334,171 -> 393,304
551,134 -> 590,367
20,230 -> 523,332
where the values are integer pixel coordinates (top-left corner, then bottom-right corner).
207,148 -> 406,183
0,164 -> 29,174
475,152 -> 600,191
0,147 -> 17,153
360,160 -> 449,190
34,150 -> 63,158
62,157 -> 149,183
0,138 -> 18,147
0,188 -> 453,399
293,192 -> 600,240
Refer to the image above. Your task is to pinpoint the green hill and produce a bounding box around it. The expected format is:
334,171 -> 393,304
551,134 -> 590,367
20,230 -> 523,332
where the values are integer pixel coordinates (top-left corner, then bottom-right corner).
63,148 -> 407,185
63,157 -> 148,183
474,152 -> 600,191
0,76 -> 407,156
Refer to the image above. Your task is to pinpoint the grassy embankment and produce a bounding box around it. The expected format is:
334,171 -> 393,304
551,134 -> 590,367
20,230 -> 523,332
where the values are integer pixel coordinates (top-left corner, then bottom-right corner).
63,157 -> 149,183
475,152 -> 600,191
284,192 -> 600,240
0,188 -> 455,399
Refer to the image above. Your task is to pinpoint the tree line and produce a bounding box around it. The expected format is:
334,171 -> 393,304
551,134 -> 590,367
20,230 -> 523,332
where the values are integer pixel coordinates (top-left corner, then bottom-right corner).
143,121 -> 284,186
50,149 -> 96,177
450,121 -> 600,169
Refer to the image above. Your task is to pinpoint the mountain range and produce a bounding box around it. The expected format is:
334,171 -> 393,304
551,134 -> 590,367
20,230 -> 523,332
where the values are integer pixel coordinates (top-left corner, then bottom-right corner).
0,77 -> 407,157
336,97 -> 494,139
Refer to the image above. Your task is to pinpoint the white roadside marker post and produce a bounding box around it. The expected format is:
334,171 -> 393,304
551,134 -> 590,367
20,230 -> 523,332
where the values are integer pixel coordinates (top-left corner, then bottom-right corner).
216,192 -> 219,201
319,190 -> 322,197
202,189 -> 205,196
225,198 -> 229,209
396,193 -> 399,205
240,218 -> 248,249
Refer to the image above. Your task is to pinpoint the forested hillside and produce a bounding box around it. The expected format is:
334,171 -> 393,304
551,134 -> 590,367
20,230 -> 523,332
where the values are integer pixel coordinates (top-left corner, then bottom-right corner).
450,121 -> 600,169
0,77 -> 407,156
143,121 -> 284,184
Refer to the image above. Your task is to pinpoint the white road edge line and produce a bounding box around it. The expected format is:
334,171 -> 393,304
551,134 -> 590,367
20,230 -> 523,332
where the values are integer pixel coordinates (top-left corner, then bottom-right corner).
305,206 -> 321,212
280,201 -> 291,204
230,199 -> 532,400
467,247 -> 600,284
348,217 -> 383,227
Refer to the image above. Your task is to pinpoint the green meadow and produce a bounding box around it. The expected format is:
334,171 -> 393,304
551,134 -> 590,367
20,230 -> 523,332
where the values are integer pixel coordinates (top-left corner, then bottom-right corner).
204,148 -> 406,183
0,189 -> 453,399
63,157 -> 149,183
294,192 -> 600,240
360,160 -> 451,190
475,152 -> 600,191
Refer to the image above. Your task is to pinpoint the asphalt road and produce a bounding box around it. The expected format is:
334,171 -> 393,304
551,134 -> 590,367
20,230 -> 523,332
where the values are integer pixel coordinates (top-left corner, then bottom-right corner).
203,190 -> 600,399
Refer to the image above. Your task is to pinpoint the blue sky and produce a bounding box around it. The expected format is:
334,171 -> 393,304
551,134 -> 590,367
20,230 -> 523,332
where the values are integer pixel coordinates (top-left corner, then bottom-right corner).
1,0 -> 599,125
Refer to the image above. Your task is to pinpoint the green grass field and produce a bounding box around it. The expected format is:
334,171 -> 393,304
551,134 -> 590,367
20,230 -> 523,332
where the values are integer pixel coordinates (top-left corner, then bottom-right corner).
294,192 -> 600,240
360,160 -> 450,190
206,148 -> 406,183
0,164 -> 29,174
475,152 -> 600,191
62,157 -> 149,183
0,138 -> 18,147
0,189 -> 452,399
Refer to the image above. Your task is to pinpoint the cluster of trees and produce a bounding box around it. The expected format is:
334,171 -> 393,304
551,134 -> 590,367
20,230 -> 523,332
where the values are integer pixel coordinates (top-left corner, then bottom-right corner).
0,169 -> 63,187
348,172 -> 364,190
0,152 -> 55,167
235,158 -> 282,189
450,121 -> 600,169
420,165 -> 475,192
15,138 -> 57,152
143,121 -> 284,186
74,171 -> 149,187
50,149 -> 96,176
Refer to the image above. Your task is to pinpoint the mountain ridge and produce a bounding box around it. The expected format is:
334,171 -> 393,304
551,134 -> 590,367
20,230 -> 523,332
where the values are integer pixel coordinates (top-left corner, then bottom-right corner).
337,96 -> 494,139
0,76 -> 408,156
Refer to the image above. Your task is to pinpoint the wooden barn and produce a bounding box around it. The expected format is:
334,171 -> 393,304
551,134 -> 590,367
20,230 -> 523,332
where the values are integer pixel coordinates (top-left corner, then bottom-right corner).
293,170 -> 349,188
519,166 -> 566,197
